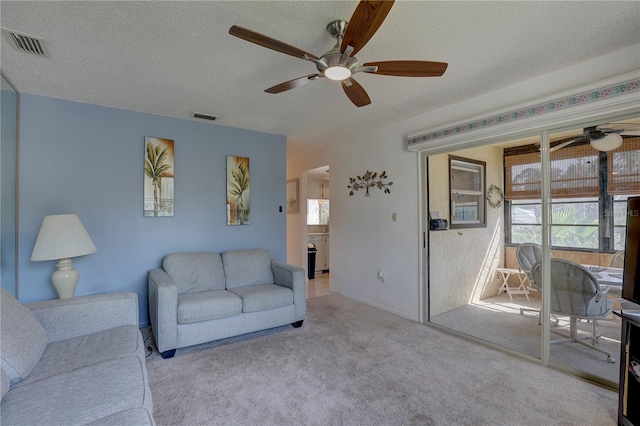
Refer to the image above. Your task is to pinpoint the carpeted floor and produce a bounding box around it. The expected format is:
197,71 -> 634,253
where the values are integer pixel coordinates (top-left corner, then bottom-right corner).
431,293 -> 621,383
145,294 -> 618,425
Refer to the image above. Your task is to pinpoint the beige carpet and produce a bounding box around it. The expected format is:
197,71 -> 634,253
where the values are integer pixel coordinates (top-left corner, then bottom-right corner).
431,293 -> 621,383
145,294 -> 618,425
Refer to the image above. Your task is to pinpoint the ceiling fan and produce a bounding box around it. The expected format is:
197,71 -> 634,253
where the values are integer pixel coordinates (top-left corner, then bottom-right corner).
549,122 -> 640,153
229,0 -> 447,107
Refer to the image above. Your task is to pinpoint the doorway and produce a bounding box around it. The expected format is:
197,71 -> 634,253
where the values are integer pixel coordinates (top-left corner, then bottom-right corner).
304,165 -> 331,298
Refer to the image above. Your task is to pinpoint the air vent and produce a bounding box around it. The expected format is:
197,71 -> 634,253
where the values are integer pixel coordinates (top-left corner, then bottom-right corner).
2,29 -> 46,57
193,112 -> 217,121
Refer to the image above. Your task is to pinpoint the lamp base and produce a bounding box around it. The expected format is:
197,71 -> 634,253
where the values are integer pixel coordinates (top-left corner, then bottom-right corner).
51,258 -> 79,299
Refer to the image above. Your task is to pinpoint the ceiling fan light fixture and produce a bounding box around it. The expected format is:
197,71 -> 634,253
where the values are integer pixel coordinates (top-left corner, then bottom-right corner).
324,65 -> 352,81
590,133 -> 623,151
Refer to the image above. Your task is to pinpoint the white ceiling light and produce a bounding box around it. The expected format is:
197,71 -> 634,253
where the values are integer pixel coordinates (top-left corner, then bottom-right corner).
590,133 -> 623,151
324,65 -> 352,81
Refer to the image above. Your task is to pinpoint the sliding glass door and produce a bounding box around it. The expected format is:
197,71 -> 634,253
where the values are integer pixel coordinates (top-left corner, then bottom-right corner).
428,135 -> 544,363
543,127 -> 639,384
427,116 -> 640,387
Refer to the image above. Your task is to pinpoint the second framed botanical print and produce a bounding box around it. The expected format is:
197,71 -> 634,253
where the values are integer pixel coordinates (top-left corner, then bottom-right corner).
227,156 -> 250,225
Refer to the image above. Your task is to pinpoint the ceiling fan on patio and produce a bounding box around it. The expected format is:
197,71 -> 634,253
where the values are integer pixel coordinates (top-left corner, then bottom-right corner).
549,122 -> 640,153
228,0 -> 448,107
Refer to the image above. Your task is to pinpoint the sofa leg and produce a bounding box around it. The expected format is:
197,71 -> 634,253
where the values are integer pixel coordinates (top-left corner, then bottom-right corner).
292,320 -> 304,328
161,349 -> 176,359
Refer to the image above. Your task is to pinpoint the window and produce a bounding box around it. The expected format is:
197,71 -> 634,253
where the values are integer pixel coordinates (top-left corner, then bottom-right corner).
613,195 -> 630,250
450,156 -> 486,228
307,199 -> 329,225
505,137 -> 640,251
510,198 -> 600,249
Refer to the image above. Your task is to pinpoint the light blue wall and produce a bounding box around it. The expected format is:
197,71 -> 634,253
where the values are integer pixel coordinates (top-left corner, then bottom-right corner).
18,95 -> 287,325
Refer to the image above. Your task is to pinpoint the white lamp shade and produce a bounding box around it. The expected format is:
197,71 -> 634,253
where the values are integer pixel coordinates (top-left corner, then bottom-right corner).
31,214 -> 97,261
590,133 -> 623,152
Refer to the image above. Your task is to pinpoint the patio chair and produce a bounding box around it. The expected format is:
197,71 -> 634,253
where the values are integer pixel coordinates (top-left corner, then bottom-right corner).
531,258 -> 614,363
609,250 -> 625,268
516,243 -> 549,319
516,243 -> 543,291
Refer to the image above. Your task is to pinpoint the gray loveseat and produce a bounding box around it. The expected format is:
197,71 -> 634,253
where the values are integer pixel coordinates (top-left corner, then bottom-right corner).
0,289 -> 154,425
148,248 -> 306,358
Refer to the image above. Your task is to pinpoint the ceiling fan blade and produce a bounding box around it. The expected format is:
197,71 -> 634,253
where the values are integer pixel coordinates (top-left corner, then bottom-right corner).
597,123 -> 640,136
547,135 -> 587,153
229,26 -> 319,61
265,74 -> 320,94
549,139 -> 578,153
621,129 -> 640,136
341,77 -> 371,107
341,1 -> 395,56
363,60 -> 448,77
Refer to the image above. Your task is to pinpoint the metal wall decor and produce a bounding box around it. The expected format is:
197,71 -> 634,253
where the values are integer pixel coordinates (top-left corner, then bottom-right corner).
486,184 -> 504,208
348,170 -> 393,197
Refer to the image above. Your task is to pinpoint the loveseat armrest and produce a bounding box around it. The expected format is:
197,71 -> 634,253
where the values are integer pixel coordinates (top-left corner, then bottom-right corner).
271,260 -> 306,322
27,292 -> 139,343
148,269 -> 178,354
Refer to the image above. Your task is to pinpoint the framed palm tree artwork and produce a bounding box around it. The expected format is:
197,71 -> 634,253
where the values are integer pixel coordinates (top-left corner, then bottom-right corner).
144,137 -> 174,217
227,156 -> 250,225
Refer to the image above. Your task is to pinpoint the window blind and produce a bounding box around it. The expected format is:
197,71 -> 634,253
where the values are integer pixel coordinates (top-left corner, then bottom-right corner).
607,137 -> 640,195
505,144 -> 599,200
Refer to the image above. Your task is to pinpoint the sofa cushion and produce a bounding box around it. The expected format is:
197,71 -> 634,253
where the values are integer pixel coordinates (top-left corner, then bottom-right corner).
1,368 -> 9,401
228,284 -> 294,313
0,288 -> 48,385
177,290 -> 242,324
222,249 -> 274,289
164,252 -> 226,293
14,325 -> 142,387
86,408 -> 154,426
1,355 -> 151,426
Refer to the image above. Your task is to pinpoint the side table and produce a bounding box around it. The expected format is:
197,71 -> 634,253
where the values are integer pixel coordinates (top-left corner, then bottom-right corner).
496,268 -> 530,302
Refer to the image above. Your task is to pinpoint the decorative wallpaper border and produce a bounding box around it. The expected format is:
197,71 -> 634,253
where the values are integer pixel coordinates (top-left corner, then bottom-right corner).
407,78 -> 640,146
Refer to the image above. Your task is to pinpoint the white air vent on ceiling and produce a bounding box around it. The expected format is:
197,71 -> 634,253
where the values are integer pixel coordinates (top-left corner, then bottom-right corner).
2,28 -> 46,57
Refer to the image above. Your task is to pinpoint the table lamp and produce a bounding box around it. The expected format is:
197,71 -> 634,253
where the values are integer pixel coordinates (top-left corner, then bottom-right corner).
30,214 -> 97,299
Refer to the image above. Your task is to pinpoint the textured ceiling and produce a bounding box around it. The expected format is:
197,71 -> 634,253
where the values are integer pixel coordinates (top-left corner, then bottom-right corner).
1,1 -> 639,156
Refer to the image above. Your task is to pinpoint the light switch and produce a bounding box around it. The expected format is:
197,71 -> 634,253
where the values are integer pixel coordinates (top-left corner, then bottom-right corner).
392,212 -> 397,222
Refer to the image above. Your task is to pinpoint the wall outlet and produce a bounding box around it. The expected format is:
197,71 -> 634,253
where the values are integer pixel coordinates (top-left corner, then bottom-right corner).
378,270 -> 386,284
392,212 -> 397,222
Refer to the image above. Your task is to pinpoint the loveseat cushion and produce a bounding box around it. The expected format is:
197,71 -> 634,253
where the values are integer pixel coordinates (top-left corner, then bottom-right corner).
222,249 -> 274,289
177,290 -> 242,324
13,325 -> 142,387
164,252 -> 226,293
1,368 -> 9,401
0,288 -> 47,385
86,408 -> 154,425
1,355 -> 152,426
228,284 -> 293,313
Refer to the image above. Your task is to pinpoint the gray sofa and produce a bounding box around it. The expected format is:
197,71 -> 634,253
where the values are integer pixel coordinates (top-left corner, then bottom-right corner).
0,289 -> 154,425
148,248 -> 306,358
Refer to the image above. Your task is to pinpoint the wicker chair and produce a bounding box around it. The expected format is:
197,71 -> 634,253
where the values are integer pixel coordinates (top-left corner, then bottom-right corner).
531,258 -> 614,363
516,243 -> 554,320
609,250 -> 625,268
